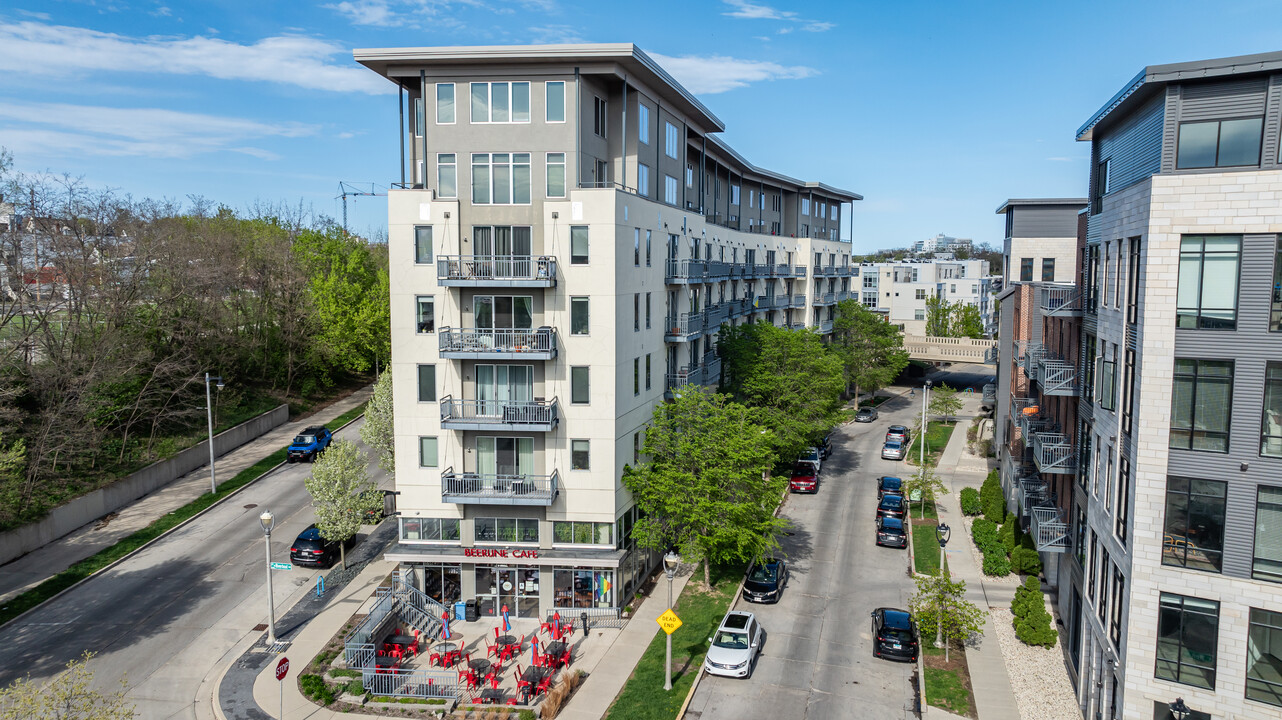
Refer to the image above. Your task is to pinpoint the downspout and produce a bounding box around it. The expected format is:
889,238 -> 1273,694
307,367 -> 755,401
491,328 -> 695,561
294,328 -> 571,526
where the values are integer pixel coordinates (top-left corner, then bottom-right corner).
399,84 -> 406,187
419,69 -> 428,190
621,80 -> 628,191
681,119 -> 688,209
575,68 -> 581,190
700,136 -> 707,215
654,99 -> 662,200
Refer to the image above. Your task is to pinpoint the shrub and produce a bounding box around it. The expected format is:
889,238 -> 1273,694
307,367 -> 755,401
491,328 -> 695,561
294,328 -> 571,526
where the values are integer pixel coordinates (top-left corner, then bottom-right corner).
959,487 -> 981,516
981,549 -> 1011,576
1011,575 -> 1058,647
981,470 -> 1005,523
971,517 -> 1001,554
998,517 -> 1017,554
299,674 -> 336,705
343,679 -> 365,697
1011,546 -> 1043,576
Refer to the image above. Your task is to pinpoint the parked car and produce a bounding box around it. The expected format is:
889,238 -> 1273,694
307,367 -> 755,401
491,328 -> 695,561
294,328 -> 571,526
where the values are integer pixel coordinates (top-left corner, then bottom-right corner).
704,610 -> 764,678
876,493 -> 906,521
886,425 -> 911,444
877,475 -> 903,499
871,607 -> 920,662
875,517 -> 908,548
798,447 -> 823,474
855,406 -> 878,423
287,426 -> 333,463
742,558 -> 788,603
789,461 -> 819,493
290,524 -> 349,568
819,433 -> 834,459
881,440 -> 906,461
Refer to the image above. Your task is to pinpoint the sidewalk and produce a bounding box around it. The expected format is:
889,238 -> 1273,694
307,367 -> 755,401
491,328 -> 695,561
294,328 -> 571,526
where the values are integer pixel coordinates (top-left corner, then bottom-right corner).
0,385 -> 373,604
933,398 -> 1021,720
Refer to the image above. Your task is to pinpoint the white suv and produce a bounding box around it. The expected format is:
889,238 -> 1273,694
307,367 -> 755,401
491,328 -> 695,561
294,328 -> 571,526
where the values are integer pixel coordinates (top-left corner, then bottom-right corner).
704,610 -> 764,678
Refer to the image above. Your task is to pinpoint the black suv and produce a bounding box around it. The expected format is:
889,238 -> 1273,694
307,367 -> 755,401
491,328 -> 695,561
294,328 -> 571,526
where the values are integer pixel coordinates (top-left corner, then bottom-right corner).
742,558 -> 788,603
290,524 -> 346,568
877,476 -> 903,499
871,608 -> 919,661
876,493 -> 906,521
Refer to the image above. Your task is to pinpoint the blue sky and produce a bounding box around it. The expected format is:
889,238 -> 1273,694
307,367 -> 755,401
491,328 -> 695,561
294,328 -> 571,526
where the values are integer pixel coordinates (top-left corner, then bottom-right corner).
2,0 -> 1282,250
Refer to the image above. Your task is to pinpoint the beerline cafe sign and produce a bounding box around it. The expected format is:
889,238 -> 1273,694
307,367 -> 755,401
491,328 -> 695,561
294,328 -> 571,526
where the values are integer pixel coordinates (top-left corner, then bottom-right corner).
463,548 -> 540,559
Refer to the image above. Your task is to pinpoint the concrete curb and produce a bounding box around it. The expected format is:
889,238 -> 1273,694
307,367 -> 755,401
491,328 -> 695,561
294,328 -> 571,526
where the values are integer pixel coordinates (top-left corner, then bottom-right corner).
0,407 -> 368,632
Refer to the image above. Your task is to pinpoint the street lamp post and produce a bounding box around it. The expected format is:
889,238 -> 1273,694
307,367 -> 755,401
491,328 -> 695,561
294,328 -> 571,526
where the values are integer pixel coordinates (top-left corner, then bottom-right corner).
662,551 -> 679,691
935,523 -> 950,648
920,380 -> 932,467
260,510 -> 277,645
204,372 -> 225,494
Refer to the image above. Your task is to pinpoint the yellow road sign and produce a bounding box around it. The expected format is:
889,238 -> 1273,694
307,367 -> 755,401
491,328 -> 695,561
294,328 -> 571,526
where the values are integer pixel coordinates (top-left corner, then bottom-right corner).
656,609 -> 682,635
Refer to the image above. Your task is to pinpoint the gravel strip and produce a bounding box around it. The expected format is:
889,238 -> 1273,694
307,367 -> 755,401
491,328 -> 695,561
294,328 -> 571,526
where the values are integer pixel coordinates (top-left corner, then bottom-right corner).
990,607 -> 1080,720
960,515 -> 1020,586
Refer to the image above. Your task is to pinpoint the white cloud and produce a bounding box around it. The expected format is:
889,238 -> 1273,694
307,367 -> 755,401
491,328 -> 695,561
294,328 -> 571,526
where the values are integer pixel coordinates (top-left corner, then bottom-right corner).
649,53 -> 818,94
0,101 -> 318,160
0,21 -> 390,95
528,24 -> 585,44
324,0 -> 399,26
802,21 -> 833,32
722,0 -> 794,20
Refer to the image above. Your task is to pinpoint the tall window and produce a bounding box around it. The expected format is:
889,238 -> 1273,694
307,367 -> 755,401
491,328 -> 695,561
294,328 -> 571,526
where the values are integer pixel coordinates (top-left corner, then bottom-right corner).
645,230 -> 652,266
1041,257 -> 1056,281
664,121 -> 679,159
1126,237 -> 1141,324
1093,158 -> 1109,214
545,81 -> 565,123
1177,235 -> 1240,329
1121,348 -> 1136,435
645,293 -> 651,328
664,175 -> 678,206
730,184 -> 740,205
436,83 -> 455,124
1272,236 -> 1282,332
801,198 -> 810,215
1096,547 -> 1109,623
1020,257 -> 1034,282
1156,593 -> 1220,689
570,297 -> 589,335
1264,362 -> 1282,457
633,293 -> 639,331
638,163 -> 651,197
1254,486 -> 1282,582
637,103 -> 650,144
417,364 -> 436,402
571,366 -> 590,404
546,153 -> 566,198
1247,608 -> 1282,707
416,296 -> 434,333
1097,346 -> 1117,411
1109,566 -> 1124,647
470,82 -> 531,123
414,96 -> 424,136
1115,456 -> 1130,544
418,437 -> 438,467
415,226 -> 433,264
633,230 -> 640,267
645,353 -> 651,389
633,358 -> 639,396
471,153 -> 531,205
1162,477 -> 1226,573
437,154 -> 457,198
1170,358 -> 1233,452
1087,531 -> 1098,602
1177,117 -> 1263,168
571,439 -> 589,470
570,226 -> 589,265
593,96 -> 606,137
633,432 -> 639,464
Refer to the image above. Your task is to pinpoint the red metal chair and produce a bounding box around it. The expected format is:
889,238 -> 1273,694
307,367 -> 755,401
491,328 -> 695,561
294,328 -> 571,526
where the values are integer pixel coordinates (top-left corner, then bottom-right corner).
488,672 -> 501,690
428,651 -> 442,667
505,698 -> 518,706
559,648 -> 572,668
515,664 -> 530,694
485,640 -> 500,659
535,674 -> 553,696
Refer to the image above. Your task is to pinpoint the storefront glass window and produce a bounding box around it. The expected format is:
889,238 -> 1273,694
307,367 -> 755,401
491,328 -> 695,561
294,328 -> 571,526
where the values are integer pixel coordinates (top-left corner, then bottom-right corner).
553,568 -> 615,608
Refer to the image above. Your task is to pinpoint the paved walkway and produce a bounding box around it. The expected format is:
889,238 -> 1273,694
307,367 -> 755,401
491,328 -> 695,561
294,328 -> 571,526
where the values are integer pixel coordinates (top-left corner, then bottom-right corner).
0,386 -> 373,604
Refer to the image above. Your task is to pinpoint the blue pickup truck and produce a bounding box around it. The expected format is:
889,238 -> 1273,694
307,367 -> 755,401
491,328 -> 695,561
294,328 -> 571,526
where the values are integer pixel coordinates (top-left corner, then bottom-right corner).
287,426 -> 333,463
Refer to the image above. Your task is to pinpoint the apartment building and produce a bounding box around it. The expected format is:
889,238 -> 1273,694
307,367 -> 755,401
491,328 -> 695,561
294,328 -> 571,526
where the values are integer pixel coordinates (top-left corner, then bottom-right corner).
998,198 -> 1085,285
912,233 -> 974,254
354,44 -> 860,619
1059,51 -> 1282,720
855,258 -> 994,335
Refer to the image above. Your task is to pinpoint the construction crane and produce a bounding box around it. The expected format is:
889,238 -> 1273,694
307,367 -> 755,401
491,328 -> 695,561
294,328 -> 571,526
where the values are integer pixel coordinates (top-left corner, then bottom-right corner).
336,182 -> 386,233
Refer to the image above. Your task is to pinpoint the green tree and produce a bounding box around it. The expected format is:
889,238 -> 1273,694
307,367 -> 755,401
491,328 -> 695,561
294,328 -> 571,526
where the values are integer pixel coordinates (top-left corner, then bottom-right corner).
831,300 -> 909,406
294,227 -> 391,376
908,574 -> 985,662
0,651 -> 135,719
303,438 -> 382,570
924,296 -> 951,337
902,466 -> 948,520
930,384 -> 963,424
622,391 -> 785,587
949,303 -> 985,339
359,372 -> 395,478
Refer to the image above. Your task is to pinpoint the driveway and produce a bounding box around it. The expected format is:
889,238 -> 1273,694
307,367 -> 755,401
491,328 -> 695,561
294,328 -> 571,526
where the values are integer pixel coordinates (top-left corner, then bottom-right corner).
684,389 -> 923,720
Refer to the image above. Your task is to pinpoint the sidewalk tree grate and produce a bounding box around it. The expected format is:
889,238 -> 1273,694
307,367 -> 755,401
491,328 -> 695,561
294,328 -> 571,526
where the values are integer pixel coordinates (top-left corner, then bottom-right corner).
253,623 -> 267,631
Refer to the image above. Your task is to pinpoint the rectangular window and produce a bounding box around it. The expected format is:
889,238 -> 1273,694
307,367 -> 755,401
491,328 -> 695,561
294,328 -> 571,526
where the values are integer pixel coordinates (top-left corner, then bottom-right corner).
571,366 -> 590,404
416,296 -> 435,333
1109,566 -> 1124,647
436,83 -> 455,124
633,229 -> 640,267
545,81 -> 565,123
637,163 -> 650,198
915,289 -> 926,300
645,292 -> 651,328
1122,348 -> 1136,436
1097,547 -> 1110,623
914,309 -> 925,321
1087,530 -> 1098,603
1178,235 -> 1241,329
570,226 -> 589,265
1020,257 -> 1034,282
1272,237 -> 1282,332
400,517 -> 460,542
633,432 -> 640,464
470,82 -> 531,124
593,96 -> 606,137
1127,238 -> 1141,324
645,353 -> 651,389
418,436 -> 438,467
638,104 -> 650,144
546,152 -> 566,198
646,230 -> 652,266
475,518 -> 538,544
1104,450 -> 1114,514
1116,456 -> 1129,545
1103,242 -> 1114,307
1254,485 -> 1282,582
1093,158 -> 1109,213
801,197 -> 810,215
664,175 -> 678,206
552,521 -> 613,546
1265,363 -> 1282,457
634,358 -> 640,396
471,153 -> 531,205
414,96 -> 424,136
414,225 -> 433,263
1156,593 -> 1219,689
1163,476 -> 1226,573
570,297 -> 589,335
1170,358 -> 1233,452
437,154 -> 457,198
417,364 -> 436,402
1097,349 -> 1118,411
1177,117 -> 1263,169
730,184 -> 740,205
571,439 -> 589,470
1041,257 -> 1055,281
1248,607 -> 1282,707
664,121 -> 679,159
633,293 -> 640,331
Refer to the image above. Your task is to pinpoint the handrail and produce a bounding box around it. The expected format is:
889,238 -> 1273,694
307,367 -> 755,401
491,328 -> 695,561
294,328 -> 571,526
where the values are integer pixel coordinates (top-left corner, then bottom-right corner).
439,396 -> 560,428
441,468 -> 559,503
438,327 -> 557,355
436,255 -> 556,282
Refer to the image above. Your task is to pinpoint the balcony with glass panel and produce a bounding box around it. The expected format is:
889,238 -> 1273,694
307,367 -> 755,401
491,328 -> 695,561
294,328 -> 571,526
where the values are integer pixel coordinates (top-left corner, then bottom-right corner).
438,327 -> 557,360
664,311 -> 704,342
1040,285 -> 1082,317
439,396 -> 560,432
982,383 -> 996,403
441,467 -> 559,506
1036,352 -> 1080,396
437,256 -> 556,287
1031,431 -> 1076,474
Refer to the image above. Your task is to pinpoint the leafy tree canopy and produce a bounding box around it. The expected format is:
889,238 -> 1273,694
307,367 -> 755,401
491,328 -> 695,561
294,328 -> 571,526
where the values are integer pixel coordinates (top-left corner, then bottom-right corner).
0,651 -> 135,720
303,438 -> 382,569
831,299 -> 909,404
360,371 -> 395,478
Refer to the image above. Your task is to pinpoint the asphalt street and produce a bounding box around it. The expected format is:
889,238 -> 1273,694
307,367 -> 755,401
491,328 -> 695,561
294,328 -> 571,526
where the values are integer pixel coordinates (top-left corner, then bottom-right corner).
684,386 -> 936,720
0,419 -> 388,720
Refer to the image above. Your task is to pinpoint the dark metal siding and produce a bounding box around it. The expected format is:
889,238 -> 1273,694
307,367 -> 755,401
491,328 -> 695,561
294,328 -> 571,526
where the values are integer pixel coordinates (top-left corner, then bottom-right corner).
1096,95 -> 1164,194
1169,233 -> 1282,581
1010,206 -> 1081,238
1178,78 -> 1268,121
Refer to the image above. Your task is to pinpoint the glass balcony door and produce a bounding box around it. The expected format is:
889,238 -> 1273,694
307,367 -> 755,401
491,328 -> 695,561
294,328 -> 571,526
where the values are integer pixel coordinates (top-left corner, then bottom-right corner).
474,226 -> 532,278
476,364 -> 533,416
476,436 -> 534,480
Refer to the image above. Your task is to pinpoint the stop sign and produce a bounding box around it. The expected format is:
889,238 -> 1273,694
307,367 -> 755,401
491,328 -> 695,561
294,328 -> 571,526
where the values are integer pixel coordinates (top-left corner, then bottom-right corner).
276,657 -> 289,681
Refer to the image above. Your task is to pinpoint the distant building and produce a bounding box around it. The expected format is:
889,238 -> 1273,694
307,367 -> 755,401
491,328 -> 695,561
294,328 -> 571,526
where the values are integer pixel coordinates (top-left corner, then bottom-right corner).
912,233 -> 973,254
853,257 -> 993,336
995,199 -> 1086,285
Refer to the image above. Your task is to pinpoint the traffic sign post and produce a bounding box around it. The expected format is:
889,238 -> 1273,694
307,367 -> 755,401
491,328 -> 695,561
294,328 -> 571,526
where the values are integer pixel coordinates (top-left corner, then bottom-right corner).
270,562 -> 293,571
657,608 -> 682,693
276,657 -> 289,719
656,609 -> 682,634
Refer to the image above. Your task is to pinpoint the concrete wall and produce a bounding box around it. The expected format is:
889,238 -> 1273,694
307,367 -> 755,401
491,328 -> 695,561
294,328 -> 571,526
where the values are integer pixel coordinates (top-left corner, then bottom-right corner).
0,404 -> 289,566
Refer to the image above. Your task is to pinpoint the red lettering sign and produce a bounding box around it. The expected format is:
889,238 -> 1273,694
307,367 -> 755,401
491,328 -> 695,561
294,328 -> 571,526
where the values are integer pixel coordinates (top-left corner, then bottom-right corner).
462,548 -> 539,559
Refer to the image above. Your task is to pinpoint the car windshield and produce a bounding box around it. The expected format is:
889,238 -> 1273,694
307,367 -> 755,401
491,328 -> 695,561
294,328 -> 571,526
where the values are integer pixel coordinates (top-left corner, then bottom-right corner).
879,627 -> 914,643
880,496 -> 903,509
713,631 -> 749,649
801,449 -> 820,461
882,478 -> 901,489
293,435 -> 315,445
749,564 -> 777,583
885,442 -> 901,449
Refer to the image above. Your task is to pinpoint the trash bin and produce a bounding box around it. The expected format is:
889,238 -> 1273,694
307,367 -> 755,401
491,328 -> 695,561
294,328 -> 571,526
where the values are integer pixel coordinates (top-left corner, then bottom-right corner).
465,599 -> 479,622
454,601 -> 467,622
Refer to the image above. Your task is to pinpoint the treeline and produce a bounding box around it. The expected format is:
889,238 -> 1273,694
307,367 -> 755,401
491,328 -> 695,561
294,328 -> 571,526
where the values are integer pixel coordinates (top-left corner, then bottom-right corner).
0,150 -> 389,528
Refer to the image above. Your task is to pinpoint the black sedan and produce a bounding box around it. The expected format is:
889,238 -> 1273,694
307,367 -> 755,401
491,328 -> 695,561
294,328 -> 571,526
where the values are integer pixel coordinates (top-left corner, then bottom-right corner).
290,524 -> 348,568
876,493 -> 906,521
875,517 -> 907,548
877,475 -> 903,499
742,558 -> 788,603
871,607 -> 920,662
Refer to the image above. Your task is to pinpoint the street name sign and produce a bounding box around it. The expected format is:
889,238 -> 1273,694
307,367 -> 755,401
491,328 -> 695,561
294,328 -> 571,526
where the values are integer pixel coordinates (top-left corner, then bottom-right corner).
270,562 -> 293,570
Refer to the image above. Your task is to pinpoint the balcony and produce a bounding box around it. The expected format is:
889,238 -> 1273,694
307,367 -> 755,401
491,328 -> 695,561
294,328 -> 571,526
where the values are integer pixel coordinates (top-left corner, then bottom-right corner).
1030,432 -> 1076,474
665,259 -> 707,285
1040,285 -> 1082,317
664,365 -> 716,398
794,266 -> 808,278
822,265 -> 838,277
790,294 -> 806,309
441,468 -> 559,506
703,354 -> 722,386
706,261 -> 730,281
1021,343 -> 1045,381
1030,506 -> 1070,553
439,396 -> 560,432
1037,353 -> 1080,396
818,319 -> 834,334
438,327 -> 557,360
814,291 -> 836,307
664,312 -> 704,342
1019,475 -> 1051,517
729,298 -> 751,317
751,263 -> 772,278
437,255 -> 556,288
982,383 -> 996,404
984,345 -> 999,364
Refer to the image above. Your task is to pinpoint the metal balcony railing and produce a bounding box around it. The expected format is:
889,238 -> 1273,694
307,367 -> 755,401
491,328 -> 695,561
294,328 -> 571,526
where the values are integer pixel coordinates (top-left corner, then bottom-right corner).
665,365 -> 714,397
1040,285 -> 1082,317
664,311 -> 704,341
822,265 -> 837,276
665,259 -> 707,284
814,291 -> 836,306
1022,343 -> 1046,381
791,294 -> 806,308
818,319 -> 834,333
794,266 -> 807,277
706,303 -> 730,327
436,255 -> 556,286
439,396 -> 560,431
437,327 -> 557,359
1031,505 -> 1070,553
752,264 -> 772,278
706,261 -> 730,280
1037,353 -> 1080,396
703,354 -> 722,385
982,383 -> 997,403
728,264 -> 744,278
440,467 -> 559,506
1031,431 -> 1076,474
984,345 -> 999,364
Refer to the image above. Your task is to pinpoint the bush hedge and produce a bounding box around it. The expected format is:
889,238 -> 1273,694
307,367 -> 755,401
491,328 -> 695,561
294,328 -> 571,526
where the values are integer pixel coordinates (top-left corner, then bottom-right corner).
959,487 -> 982,516
1012,576 -> 1058,648
300,674 -> 336,705
981,469 -> 1005,523
970,516 -> 1011,577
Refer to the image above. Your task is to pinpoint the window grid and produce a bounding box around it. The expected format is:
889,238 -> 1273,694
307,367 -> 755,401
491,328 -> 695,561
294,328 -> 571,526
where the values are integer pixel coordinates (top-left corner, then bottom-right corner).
1163,476 -> 1226,573
1177,235 -> 1241,330
1169,358 -> 1233,453
1155,593 -> 1220,690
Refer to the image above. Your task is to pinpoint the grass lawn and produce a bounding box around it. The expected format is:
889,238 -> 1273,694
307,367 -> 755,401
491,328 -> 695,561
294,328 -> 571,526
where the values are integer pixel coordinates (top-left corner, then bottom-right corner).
0,401 -> 368,629
604,562 -> 746,720
911,518 -> 943,576
923,644 -> 977,718
906,421 -> 956,468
